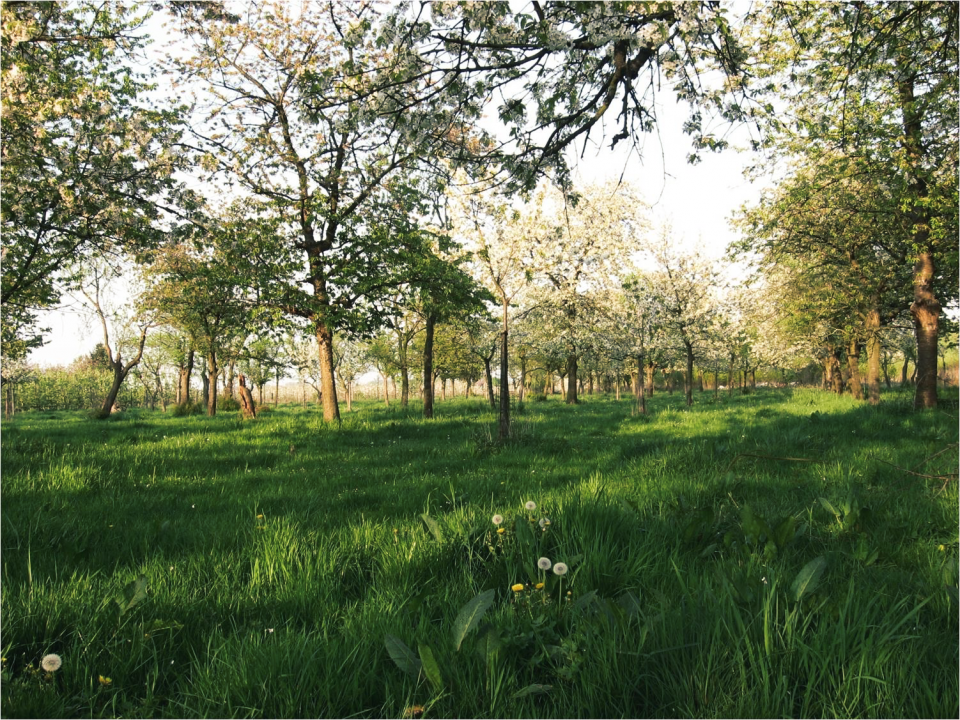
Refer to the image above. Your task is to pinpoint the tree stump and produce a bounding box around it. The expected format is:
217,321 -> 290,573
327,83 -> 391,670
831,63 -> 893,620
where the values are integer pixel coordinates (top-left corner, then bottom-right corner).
237,374 -> 257,419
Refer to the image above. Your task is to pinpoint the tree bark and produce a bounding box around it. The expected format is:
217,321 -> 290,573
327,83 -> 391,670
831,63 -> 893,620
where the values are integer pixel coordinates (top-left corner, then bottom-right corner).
911,251 -> 941,409
683,340 -> 694,407
865,309 -> 882,405
565,353 -> 579,404
498,321 -> 510,440
484,357 -> 496,408
847,338 -> 863,401
422,312 -> 435,419
316,322 -> 340,422
178,349 -> 194,406
207,349 -> 219,417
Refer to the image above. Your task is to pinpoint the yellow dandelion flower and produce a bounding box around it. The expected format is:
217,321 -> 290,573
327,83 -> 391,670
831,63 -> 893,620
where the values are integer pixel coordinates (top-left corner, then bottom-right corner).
98,675 -> 112,686
511,583 -> 524,592
535,582 -> 544,590
256,514 -> 264,519
497,527 -> 505,534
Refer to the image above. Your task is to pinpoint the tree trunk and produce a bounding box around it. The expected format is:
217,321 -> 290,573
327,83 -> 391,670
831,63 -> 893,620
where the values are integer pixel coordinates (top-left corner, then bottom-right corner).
207,350 -> 219,417
847,338 -> 863,400
237,373 -> 256,419
498,316 -> 510,440
178,349 -> 194,406
422,313 -> 435,419
99,369 -> 126,418
644,363 -> 655,396
911,252 -> 940,409
829,346 -> 845,395
225,359 -> 235,399
683,341 -> 694,407
5,382 -> 13,419
381,371 -> 390,407
518,354 -> 527,403
316,323 -> 340,422
865,309 -> 882,405
636,355 -> 646,415
898,67 -> 940,410
484,358 -> 495,409
565,353 -> 579,404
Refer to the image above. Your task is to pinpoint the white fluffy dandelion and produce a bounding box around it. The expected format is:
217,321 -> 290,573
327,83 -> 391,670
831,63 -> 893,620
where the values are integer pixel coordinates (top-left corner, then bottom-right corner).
524,501 -> 537,511
41,653 -> 62,672
552,562 -> 568,576
491,514 -> 504,525
537,557 -> 552,570
538,517 -> 551,528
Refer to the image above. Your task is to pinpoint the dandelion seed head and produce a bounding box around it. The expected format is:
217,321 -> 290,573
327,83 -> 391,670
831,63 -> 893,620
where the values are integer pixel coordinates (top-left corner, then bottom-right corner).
537,557 -> 552,570
41,654 -> 62,672
524,501 -> 537,511
491,514 -> 503,525
552,562 -> 568,576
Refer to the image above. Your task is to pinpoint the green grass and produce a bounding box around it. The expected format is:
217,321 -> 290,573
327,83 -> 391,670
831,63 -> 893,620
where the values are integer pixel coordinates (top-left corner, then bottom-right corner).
2,388 -> 957,718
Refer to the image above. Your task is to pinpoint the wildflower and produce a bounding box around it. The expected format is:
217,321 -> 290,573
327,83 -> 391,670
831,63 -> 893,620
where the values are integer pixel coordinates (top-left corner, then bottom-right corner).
492,514 -> 504,525
537,557 -> 552,570
552,562 -> 568,576
41,654 -> 62,672
403,706 -> 426,719
497,527 -> 505,534
511,583 -> 525,592
535,582 -> 544,590
256,514 -> 264,519
98,675 -> 112,686
524,501 -> 537,511
538,517 -> 551,528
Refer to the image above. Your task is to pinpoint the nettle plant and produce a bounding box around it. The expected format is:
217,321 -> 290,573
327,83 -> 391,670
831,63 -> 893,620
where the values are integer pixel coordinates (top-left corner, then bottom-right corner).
389,501 -> 642,701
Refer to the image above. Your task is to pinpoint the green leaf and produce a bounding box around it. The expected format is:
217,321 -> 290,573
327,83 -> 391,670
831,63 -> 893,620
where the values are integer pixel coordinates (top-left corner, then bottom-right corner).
116,574 -> 148,617
475,624 -> 501,669
740,505 -> 771,546
385,633 -> 421,677
514,515 -> 535,552
418,642 -> 444,692
420,513 -> 443,542
773,516 -> 797,549
818,497 -> 840,518
791,556 -> 828,603
452,589 -> 495,652
511,683 -> 553,699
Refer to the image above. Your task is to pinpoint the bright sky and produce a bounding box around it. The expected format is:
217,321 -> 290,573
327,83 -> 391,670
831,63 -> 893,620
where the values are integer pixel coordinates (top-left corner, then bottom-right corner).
27,14 -> 766,369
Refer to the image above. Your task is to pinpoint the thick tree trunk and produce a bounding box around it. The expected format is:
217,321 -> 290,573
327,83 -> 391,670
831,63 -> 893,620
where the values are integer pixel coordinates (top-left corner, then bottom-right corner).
644,363 -> 655,396
828,346 -> 845,395
847,339 -> 863,400
99,370 -> 126,418
911,252 -> 940,409
6,382 -> 14,419
178,349 -> 194,406
422,313 -> 435,419
316,322 -> 340,422
565,353 -> 579,404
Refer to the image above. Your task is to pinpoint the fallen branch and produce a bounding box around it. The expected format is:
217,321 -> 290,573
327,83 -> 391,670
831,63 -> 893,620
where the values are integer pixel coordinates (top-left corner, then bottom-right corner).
726,453 -> 817,471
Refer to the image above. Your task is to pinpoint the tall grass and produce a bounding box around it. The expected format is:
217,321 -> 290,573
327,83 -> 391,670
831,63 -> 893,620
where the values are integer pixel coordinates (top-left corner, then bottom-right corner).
2,388 -> 957,717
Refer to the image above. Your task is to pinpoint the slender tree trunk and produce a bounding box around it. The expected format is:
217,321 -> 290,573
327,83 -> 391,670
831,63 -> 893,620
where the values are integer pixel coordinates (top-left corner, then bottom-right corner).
829,346 -> 845,395
201,357 -> 210,409
381,370 -> 390,407
207,350 -> 219,417
518,354 -> 527,403
422,313 -> 435,419
179,349 -> 194,406
683,341 -> 694,407
484,358 -> 496,409
865,309 -> 882,405
225,360 -> 235,399
498,308 -> 510,440
636,355 -> 646,415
